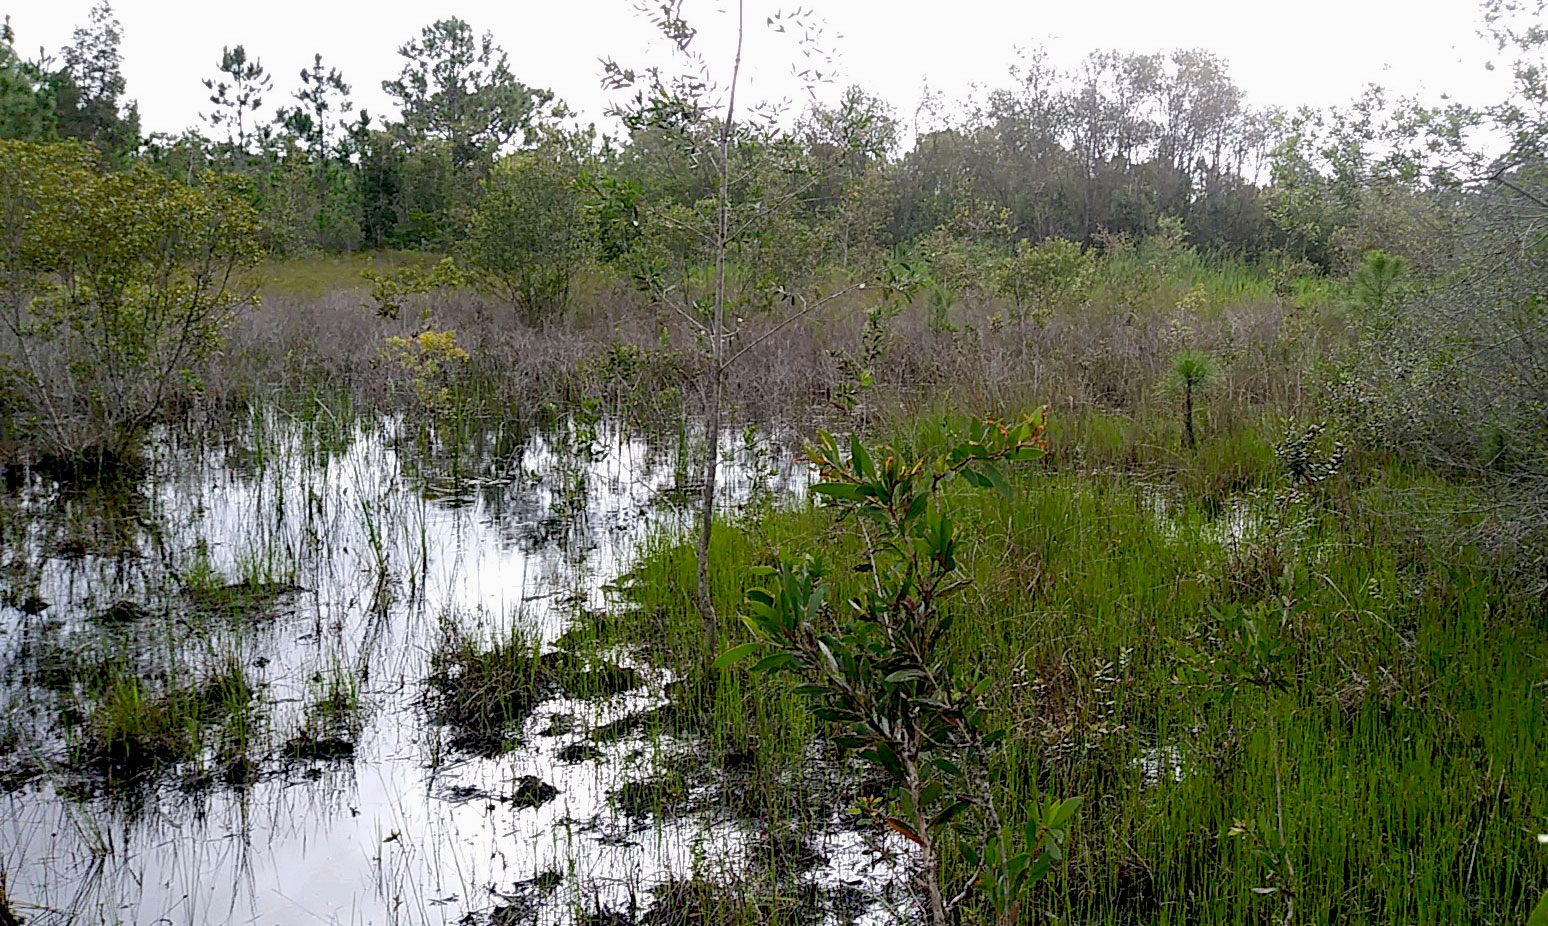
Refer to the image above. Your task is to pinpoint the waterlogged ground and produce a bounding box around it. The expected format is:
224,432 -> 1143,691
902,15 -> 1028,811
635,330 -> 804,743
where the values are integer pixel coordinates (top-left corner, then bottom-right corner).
0,414 -> 905,925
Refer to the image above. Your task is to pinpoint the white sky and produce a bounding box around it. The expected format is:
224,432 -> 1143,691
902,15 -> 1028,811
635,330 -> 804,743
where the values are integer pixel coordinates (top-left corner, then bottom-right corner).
4,0 -> 1513,141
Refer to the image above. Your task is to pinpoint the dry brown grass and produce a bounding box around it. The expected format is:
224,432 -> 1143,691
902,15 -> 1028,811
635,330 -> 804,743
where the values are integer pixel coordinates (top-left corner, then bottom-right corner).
180,262 -> 1333,446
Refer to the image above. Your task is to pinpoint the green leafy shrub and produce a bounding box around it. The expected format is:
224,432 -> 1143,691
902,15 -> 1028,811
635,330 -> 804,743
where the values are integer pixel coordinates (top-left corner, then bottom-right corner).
991,236 -> 1093,325
0,139 -> 261,465
718,412 -> 1081,926
464,151 -> 588,323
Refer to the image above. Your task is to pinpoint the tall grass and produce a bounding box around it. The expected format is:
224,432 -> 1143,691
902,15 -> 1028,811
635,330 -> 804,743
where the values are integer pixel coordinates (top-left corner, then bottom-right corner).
620,407 -> 1548,924
85,656 -> 257,780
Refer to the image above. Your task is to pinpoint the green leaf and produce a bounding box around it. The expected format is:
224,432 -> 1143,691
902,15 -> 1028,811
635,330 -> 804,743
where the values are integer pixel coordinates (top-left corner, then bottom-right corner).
1027,853 -> 1052,883
813,482 -> 865,502
959,468 -> 991,489
850,433 -> 874,478
1050,795 -> 1083,829
817,431 -> 841,466
801,587 -> 826,626
1530,890 -> 1548,926
980,462 -> 1012,498
932,799 -> 971,827
712,642 -> 761,670
884,668 -> 928,685
861,744 -> 904,779
815,639 -> 842,679
750,652 -> 798,672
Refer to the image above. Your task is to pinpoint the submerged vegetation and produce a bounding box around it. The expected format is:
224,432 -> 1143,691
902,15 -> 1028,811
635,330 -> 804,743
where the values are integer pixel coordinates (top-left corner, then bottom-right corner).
1,0 -> 1547,923
426,620 -> 645,757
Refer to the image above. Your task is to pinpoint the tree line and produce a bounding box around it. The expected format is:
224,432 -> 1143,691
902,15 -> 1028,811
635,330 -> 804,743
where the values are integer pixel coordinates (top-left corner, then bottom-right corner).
0,3 -> 1409,279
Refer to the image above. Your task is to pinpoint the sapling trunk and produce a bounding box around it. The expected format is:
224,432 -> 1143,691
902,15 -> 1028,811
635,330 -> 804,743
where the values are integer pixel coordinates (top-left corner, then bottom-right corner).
695,365 -> 721,654
905,753 -> 949,926
1184,381 -> 1196,449
693,0 -> 745,662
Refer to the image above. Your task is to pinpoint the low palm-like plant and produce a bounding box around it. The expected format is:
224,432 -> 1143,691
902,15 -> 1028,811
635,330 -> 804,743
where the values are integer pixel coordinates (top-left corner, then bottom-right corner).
1169,349 -> 1221,449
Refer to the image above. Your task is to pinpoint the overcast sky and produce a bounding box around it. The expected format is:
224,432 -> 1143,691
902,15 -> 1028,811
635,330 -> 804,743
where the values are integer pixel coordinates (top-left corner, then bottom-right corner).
4,0 -> 1513,141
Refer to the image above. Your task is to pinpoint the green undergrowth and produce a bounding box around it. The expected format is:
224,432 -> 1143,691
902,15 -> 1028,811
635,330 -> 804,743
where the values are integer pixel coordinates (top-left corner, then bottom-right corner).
425,619 -> 646,757
82,656 -> 258,783
619,410 -> 1548,924
257,251 -> 440,300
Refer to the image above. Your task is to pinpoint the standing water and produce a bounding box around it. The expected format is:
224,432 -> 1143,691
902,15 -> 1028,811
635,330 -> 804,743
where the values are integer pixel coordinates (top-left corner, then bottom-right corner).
0,413 -> 903,925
